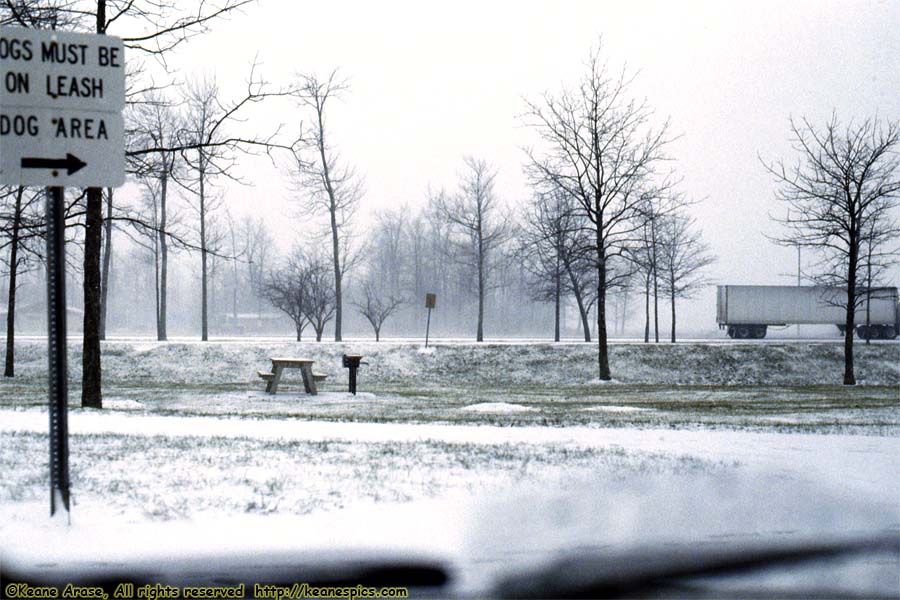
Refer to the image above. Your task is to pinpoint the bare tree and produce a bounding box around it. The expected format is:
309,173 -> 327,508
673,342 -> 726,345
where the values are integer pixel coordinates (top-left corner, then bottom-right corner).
1,186 -> 43,377
1,0 -> 260,408
519,191 -> 567,341
638,196 -> 662,343
258,249 -> 312,341
99,188 -> 114,340
560,215 -> 598,342
127,90 -> 184,340
353,282 -> 404,342
520,187 -> 597,342
764,115 -> 900,385
124,174 -> 188,340
291,70 -> 362,342
370,208 -> 408,294
860,219 -> 897,343
304,253 -> 337,342
438,157 -> 513,342
0,0 -> 78,28
178,75 -> 258,340
240,216 -> 274,318
203,214 -> 228,332
630,191 -> 682,343
127,180 -> 165,335
657,210 -> 716,342
631,217 -> 656,344
523,44 -> 673,379
181,76 -> 220,341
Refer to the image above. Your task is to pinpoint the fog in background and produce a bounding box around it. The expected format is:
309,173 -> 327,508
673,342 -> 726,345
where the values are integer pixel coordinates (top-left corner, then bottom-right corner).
8,0 -> 900,339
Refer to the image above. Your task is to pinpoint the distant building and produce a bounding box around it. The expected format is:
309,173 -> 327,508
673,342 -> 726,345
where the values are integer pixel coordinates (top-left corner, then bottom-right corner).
0,301 -> 85,333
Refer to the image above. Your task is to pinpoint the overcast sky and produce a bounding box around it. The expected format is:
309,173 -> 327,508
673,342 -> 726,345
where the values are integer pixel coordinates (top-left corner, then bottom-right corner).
149,0 -> 900,332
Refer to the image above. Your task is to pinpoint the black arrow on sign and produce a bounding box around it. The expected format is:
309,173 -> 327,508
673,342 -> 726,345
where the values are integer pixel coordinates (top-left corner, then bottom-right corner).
21,153 -> 87,175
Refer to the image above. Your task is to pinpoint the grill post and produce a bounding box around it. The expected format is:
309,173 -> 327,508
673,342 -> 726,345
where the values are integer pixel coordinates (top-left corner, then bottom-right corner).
342,354 -> 365,395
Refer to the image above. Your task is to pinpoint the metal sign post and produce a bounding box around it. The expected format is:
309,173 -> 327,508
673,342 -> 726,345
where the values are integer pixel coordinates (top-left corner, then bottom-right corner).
425,293 -> 436,348
1,27 -> 126,518
45,186 -> 69,517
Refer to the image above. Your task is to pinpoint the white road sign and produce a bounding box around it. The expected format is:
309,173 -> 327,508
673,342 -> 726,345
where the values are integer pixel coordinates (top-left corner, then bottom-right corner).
0,27 -> 125,187
1,106 -> 124,187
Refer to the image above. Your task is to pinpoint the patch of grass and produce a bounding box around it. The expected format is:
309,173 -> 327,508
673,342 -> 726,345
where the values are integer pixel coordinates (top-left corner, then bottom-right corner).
3,340 -> 898,434
0,430 -> 731,520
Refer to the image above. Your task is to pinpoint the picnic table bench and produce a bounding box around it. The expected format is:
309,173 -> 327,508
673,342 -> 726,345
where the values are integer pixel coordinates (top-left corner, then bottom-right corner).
258,357 -> 327,395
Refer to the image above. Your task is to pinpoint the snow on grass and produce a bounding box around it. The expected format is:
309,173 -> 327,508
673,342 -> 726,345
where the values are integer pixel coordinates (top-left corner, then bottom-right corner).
583,405 -> 652,412
4,340 -> 898,434
2,406 -> 896,595
102,399 -> 146,410
2,408 -> 897,506
5,339 -> 900,387
2,339 -> 898,593
1,413 -> 734,524
460,402 -> 537,413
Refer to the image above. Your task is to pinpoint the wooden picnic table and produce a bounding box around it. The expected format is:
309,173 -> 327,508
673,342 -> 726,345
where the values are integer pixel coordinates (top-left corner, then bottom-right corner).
258,357 -> 327,395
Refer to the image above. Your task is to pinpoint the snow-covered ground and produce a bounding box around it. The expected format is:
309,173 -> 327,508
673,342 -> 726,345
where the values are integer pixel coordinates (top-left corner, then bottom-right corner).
1,340 -> 898,595
4,339 -> 898,432
5,338 -> 900,387
2,409 -> 897,595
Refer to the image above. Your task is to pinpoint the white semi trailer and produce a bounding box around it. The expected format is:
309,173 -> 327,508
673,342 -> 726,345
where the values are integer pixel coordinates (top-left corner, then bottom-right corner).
717,285 -> 900,339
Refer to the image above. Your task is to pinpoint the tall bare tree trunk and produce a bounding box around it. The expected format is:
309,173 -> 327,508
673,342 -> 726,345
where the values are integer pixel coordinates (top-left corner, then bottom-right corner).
553,256 -> 560,343
99,188 -> 113,340
153,218 -> 160,337
565,263 -> 591,342
596,218 -> 611,380
311,102 -> 344,343
843,234 -> 858,385
477,227 -> 484,342
330,209 -> 342,341
200,166 -> 208,342
864,231 -> 873,346
158,169 -> 168,341
644,272 -> 651,343
82,187 -> 103,408
4,187 -> 24,378
597,271 -> 610,380
81,0 -> 106,409
670,288 -> 677,343
651,215 -> 659,343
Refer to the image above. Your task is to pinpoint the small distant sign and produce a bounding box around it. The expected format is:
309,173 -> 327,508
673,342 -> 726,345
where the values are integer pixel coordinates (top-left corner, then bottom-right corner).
425,293 -> 436,309
0,27 -> 125,187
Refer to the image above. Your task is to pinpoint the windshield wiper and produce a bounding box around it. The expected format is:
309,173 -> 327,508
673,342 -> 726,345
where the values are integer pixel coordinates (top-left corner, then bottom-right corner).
494,534 -> 899,599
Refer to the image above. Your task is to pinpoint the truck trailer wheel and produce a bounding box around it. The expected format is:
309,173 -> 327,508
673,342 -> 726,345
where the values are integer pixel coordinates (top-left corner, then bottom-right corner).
752,325 -> 767,339
863,325 -> 896,340
855,325 -> 885,340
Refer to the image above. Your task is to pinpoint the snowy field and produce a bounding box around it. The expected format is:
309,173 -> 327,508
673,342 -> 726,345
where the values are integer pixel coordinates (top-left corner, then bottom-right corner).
3,338 -> 899,427
1,339 -> 898,595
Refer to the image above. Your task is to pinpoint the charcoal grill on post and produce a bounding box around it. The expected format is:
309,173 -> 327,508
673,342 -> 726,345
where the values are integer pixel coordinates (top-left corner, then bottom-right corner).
342,354 -> 367,394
